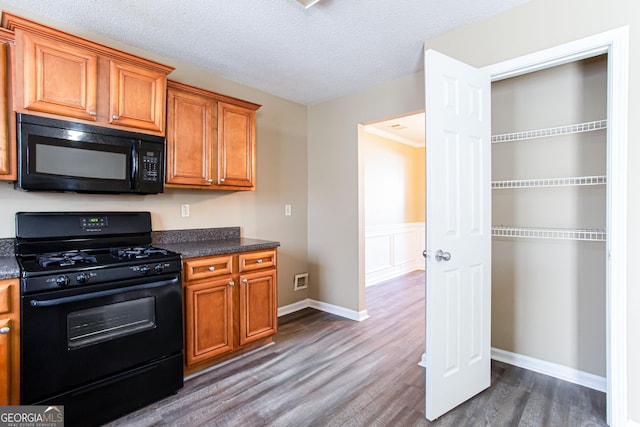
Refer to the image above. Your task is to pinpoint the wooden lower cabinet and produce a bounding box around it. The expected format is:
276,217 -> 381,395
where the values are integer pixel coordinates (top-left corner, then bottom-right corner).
239,269 -> 277,346
184,276 -> 234,365
0,278 -> 20,405
183,249 -> 277,374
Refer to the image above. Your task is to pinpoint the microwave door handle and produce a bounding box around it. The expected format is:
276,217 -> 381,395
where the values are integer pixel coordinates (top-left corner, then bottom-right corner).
130,142 -> 139,190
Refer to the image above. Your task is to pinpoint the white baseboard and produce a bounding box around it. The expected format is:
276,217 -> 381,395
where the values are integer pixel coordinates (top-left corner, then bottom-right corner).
491,347 -> 606,392
277,298 -> 368,321
277,299 -> 311,317
418,352 -> 427,368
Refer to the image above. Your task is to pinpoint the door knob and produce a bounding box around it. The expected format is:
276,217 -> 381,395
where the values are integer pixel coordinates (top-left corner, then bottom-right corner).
422,250 -> 427,258
435,249 -> 451,262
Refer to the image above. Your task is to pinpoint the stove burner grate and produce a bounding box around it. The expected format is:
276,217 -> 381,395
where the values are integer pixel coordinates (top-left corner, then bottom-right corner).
37,250 -> 98,268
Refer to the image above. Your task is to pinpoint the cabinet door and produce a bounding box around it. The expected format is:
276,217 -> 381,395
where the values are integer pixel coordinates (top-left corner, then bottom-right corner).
21,32 -> 98,121
166,85 -> 216,185
0,38 -> 14,180
217,101 -> 255,188
109,60 -> 166,133
0,279 -> 19,405
239,269 -> 277,346
184,277 -> 234,366
0,318 -> 11,405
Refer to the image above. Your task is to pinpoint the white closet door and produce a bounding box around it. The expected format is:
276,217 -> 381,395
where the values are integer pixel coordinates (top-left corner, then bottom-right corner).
424,49 -> 491,421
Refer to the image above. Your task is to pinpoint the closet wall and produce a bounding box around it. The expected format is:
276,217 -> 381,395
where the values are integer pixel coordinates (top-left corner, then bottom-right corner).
491,55 -> 607,377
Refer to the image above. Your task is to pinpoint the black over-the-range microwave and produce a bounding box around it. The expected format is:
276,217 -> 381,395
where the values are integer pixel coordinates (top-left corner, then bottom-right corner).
16,113 -> 165,194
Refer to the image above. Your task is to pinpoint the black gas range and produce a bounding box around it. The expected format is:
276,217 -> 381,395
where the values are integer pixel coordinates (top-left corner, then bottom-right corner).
15,212 -> 184,427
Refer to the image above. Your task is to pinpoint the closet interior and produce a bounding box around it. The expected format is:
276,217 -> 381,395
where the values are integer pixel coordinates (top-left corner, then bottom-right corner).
490,54 -> 608,381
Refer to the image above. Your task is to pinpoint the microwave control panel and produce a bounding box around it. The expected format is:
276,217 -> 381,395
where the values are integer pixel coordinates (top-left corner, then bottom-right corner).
141,151 -> 160,182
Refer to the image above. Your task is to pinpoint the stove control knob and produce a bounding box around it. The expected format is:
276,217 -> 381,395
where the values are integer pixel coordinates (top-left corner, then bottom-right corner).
56,275 -> 70,287
154,264 -> 165,274
76,272 -> 90,284
139,265 -> 150,275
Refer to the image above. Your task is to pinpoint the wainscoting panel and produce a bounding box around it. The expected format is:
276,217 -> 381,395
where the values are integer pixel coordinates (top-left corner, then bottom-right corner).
365,222 -> 425,286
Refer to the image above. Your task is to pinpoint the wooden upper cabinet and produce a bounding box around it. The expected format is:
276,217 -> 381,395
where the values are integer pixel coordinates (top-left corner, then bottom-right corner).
2,12 -> 174,135
218,101 -> 256,188
109,60 -> 166,132
166,80 -> 216,186
165,80 -> 260,191
20,32 -> 98,121
0,28 -> 15,181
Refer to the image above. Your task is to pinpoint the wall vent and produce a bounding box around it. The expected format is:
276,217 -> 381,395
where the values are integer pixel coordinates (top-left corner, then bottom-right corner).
294,273 -> 309,291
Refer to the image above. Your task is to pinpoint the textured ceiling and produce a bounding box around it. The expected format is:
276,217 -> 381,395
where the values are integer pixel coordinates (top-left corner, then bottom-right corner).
2,0 -> 528,105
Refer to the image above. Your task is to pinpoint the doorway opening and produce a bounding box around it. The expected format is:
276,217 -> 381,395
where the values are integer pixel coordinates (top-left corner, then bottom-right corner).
358,113 -> 426,289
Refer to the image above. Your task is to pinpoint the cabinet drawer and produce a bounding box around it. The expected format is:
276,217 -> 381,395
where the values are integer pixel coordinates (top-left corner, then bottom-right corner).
183,255 -> 233,282
239,250 -> 276,272
0,283 -> 10,315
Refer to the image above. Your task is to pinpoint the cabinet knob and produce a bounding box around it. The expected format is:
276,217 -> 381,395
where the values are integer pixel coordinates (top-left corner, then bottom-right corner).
207,179 -> 213,183
220,178 -> 225,183
242,279 -> 248,284
88,110 -> 97,116
0,327 -> 10,334
208,266 -> 215,271
257,259 -> 263,264
229,281 -> 235,287
112,114 -> 120,120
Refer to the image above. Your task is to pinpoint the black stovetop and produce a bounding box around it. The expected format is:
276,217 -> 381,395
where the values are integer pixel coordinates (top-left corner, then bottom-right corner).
15,212 -> 182,294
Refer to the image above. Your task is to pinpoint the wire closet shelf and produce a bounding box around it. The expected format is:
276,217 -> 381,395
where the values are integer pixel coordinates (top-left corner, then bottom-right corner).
491,119 -> 607,242
491,119 -> 607,144
491,227 -> 606,242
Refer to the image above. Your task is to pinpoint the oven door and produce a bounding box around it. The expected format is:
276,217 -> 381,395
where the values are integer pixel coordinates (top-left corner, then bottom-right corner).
21,273 -> 183,404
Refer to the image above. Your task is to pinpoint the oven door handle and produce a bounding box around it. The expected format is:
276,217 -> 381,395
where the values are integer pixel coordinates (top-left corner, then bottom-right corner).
29,277 -> 179,307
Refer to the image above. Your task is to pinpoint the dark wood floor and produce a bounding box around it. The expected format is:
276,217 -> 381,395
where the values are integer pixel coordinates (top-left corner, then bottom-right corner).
106,270 -> 607,426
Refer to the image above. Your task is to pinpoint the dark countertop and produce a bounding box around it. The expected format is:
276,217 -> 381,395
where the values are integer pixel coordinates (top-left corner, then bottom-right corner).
157,237 -> 280,259
152,227 -> 279,259
0,256 -> 19,280
0,238 -> 18,280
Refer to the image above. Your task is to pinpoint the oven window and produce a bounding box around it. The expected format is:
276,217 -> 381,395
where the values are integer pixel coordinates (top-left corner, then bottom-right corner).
35,141 -> 127,180
67,297 -> 156,349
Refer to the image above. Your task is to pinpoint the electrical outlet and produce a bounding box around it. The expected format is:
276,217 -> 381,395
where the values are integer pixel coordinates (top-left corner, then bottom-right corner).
181,204 -> 190,218
285,204 -> 292,216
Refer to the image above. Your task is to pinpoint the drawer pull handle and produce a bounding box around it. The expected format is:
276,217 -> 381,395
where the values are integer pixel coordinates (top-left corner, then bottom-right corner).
88,110 -> 97,116
229,281 -> 235,287
112,114 -> 120,120
0,327 -> 10,334
242,279 -> 248,284
257,259 -> 263,264
208,266 -> 215,271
